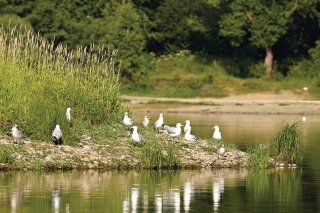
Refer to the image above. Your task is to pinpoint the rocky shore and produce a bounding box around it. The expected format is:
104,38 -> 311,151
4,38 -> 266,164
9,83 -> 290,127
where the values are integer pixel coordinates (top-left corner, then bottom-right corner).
0,132 -> 248,171
1,91 -> 309,171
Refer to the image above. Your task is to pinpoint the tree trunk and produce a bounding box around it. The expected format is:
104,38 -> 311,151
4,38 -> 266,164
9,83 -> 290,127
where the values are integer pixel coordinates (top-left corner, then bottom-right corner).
264,46 -> 273,77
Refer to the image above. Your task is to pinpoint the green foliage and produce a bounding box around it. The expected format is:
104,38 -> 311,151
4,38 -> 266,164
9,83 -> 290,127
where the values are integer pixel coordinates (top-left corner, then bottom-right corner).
0,0 -> 320,86
139,140 -> 181,169
219,0 -> 308,48
0,145 -> 16,165
0,25 -> 125,143
0,14 -> 32,29
247,142 -> 269,169
249,63 -> 267,78
270,120 -> 303,164
98,0 -> 148,77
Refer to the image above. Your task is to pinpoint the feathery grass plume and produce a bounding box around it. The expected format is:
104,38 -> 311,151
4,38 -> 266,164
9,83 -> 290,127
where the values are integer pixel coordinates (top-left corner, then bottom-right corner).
270,120 -> 303,164
0,24 -> 125,143
247,142 -> 269,169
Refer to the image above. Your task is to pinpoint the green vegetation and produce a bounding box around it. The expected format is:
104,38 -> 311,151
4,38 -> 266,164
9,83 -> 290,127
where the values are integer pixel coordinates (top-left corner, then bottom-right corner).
247,142 -> 269,169
270,120 -> 303,164
0,0 -> 320,97
0,145 -> 17,165
120,51 -> 320,98
139,139 -> 181,169
0,25 -> 125,143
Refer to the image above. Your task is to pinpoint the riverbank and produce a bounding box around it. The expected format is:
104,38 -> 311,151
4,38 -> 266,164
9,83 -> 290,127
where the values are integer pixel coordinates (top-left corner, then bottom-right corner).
1,90 -> 308,171
122,90 -> 320,115
0,130 -> 248,171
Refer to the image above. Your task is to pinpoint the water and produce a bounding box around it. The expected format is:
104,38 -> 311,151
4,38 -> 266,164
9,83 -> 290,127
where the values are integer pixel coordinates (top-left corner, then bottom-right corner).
1,113 -> 320,213
131,112 -> 312,150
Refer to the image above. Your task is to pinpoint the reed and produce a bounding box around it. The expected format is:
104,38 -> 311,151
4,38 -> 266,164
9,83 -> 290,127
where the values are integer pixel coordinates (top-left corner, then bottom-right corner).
270,120 -> 303,164
139,139 -> 181,169
0,24 -> 125,143
247,142 -> 269,169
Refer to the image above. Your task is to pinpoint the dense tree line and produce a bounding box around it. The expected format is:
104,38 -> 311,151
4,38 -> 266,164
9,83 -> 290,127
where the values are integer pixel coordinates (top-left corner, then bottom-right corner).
1,0 -> 320,80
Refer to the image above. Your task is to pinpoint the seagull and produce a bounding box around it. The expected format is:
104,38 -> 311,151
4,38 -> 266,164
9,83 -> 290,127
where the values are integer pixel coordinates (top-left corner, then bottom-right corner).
11,125 -> 25,144
154,113 -> 164,133
213,125 -> 222,141
184,129 -> 199,141
184,120 -> 192,133
123,112 -> 135,130
217,144 -> 225,159
131,126 -> 145,145
142,116 -> 151,127
52,125 -> 63,145
164,123 -> 183,138
66,107 -> 71,121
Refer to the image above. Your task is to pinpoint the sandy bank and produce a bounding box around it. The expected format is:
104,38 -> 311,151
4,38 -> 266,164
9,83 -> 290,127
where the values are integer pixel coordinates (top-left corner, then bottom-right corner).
122,91 -> 320,115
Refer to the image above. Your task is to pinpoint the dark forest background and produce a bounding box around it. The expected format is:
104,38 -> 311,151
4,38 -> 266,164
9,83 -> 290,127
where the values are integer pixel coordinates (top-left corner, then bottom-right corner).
1,0 -> 320,86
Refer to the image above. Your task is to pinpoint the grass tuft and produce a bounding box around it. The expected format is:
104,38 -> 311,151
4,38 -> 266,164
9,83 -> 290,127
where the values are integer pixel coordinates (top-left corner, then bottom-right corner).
270,120 -> 303,164
247,142 -> 269,169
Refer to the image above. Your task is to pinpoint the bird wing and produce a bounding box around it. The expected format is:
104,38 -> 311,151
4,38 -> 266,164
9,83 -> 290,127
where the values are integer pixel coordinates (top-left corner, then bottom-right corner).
191,134 -> 199,141
17,131 -> 24,139
138,134 -> 145,142
129,118 -> 135,125
154,119 -> 163,128
52,129 -> 62,139
164,125 -> 176,134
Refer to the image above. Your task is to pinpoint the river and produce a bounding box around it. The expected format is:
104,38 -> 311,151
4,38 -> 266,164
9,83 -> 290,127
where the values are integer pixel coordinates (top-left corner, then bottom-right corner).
1,113 -> 319,213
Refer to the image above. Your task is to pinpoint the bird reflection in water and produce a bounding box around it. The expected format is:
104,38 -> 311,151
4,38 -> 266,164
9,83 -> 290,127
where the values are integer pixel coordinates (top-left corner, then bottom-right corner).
52,188 -> 61,213
131,185 -> 139,213
213,174 -> 225,212
154,193 -> 162,213
11,190 -> 22,213
183,181 -> 195,212
123,185 -> 140,213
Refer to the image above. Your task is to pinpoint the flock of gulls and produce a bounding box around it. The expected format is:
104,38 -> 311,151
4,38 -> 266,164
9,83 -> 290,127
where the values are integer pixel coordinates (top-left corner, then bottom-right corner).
6,108 -> 225,158
7,108 -> 71,145
123,112 -> 225,158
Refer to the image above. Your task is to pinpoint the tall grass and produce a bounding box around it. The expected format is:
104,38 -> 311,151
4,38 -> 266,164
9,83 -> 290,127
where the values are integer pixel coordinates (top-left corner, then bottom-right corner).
270,120 -> 303,164
139,140 -> 181,169
247,142 -> 269,169
0,145 -> 16,165
0,24 -> 125,143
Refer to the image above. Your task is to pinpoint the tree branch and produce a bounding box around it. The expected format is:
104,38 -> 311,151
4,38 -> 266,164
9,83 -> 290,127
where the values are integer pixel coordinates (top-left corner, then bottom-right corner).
245,10 -> 254,24
290,0 -> 299,16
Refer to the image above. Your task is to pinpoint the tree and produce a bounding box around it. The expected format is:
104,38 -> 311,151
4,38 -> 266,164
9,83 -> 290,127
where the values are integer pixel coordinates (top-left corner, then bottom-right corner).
96,0 -> 148,80
218,0 -> 318,76
146,0 -> 209,54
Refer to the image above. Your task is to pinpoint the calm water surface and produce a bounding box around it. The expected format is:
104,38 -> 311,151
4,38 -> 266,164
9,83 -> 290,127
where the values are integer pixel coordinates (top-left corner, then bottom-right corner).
1,113 -> 320,213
